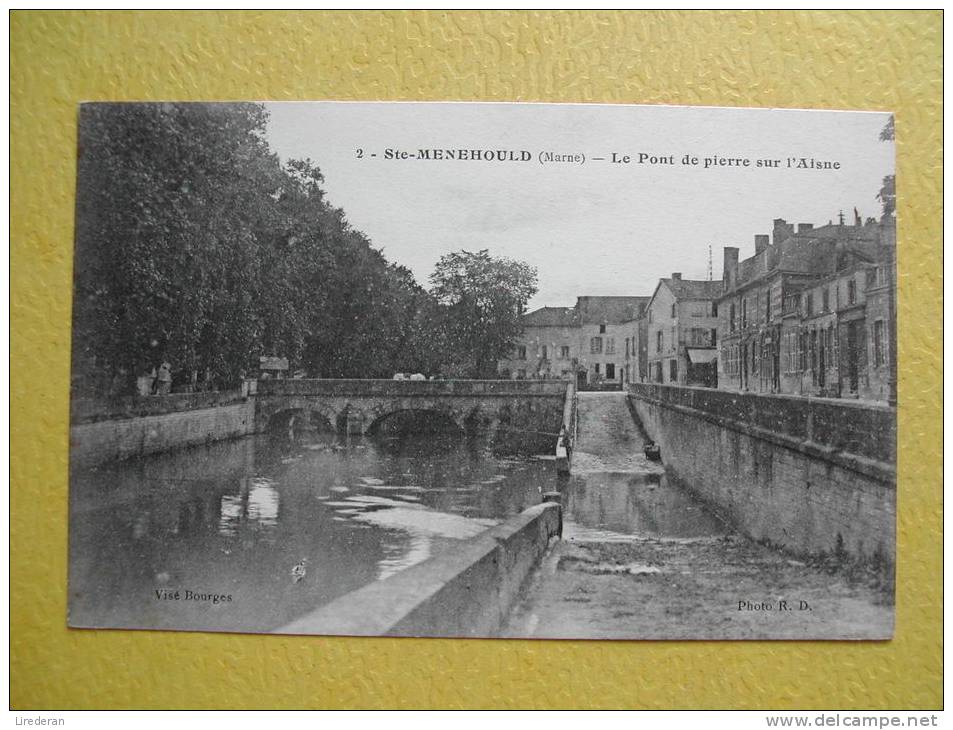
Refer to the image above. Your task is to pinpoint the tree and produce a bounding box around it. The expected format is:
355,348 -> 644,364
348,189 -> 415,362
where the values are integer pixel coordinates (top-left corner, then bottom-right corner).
72,105 -> 445,394
429,250 -> 538,377
73,102 -> 281,393
878,117 -> 895,219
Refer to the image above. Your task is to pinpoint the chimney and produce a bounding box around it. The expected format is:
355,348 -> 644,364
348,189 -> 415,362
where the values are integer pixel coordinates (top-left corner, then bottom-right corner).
722,247 -> 739,291
671,272 -> 682,281
754,234 -> 769,254
773,218 -> 795,245
797,223 -> 814,233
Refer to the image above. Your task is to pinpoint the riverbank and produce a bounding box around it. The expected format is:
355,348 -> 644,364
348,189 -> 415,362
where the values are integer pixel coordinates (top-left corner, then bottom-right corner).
500,391 -> 893,640
503,527 -> 893,640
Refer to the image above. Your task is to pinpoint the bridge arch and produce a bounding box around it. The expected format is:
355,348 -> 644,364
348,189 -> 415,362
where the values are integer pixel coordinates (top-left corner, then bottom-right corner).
265,405 -> 341,434
365,407 -> 463,437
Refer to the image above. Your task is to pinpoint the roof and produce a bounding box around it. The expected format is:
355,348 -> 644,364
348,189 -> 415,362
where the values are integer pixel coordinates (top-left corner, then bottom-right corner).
575,296 -> 650,325
662,278 -> 723,301
521,306 -> 576,327
727,220 -> 891,295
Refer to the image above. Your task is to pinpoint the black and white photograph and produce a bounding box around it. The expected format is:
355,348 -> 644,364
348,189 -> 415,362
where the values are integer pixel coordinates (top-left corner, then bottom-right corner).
67,101 -> 896,640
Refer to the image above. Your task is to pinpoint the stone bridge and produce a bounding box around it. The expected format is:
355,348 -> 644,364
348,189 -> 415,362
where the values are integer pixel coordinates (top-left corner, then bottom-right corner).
254,379 -> 571,439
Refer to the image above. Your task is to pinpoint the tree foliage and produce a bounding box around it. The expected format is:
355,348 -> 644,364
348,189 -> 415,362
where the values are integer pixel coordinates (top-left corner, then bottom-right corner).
429,250 -> 538,378
72,104 -> 536,395
878,117 -> 896,218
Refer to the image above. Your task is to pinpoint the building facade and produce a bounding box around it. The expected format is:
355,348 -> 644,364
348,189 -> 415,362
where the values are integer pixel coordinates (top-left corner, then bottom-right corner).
574,296 -> 648,388
645,274 -> 722,386
622,314 -> 649,385
499,296 -> 649,389
496,306 -> 577,381
717,216 -> 896,403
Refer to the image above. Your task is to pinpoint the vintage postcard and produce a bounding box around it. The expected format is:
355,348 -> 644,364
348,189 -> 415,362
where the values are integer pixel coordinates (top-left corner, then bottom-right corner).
68,101 -> 896,639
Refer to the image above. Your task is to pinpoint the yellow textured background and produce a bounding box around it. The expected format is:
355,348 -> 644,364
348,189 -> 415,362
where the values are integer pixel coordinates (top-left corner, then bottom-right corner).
10,10 -> 942,709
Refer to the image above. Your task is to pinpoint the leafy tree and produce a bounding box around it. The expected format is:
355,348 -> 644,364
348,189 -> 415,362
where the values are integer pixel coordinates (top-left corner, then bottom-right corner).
72,104 -> 445,394
73,102 -> 281,393
429,250 -> 538,377
878,118 -> 895,219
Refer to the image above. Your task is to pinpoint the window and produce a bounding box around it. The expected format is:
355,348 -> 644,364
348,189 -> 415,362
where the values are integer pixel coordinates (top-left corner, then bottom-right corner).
560,345 -> 570,359
711,328 -> 717,346
822,287 -> 830,312
625,338 -> 630,357
729,303 -> 736,332
805,293 -> 814,317
594,363 -> 600,374
848,279 -> 857,305
656,330 -> 663,353
599,324 -> 607,334
669,359 -> 678,382
671,326 -> 675,351
765,292 -> 771,323
810,330 -> 818,381
648,310 -> 653,323
517,345 -> 526,360
671,303 -> 677,319
590,337 -> 603,354
689,328 -> 708,346
605,337 -> 616,355
540,345 -> 548,360
712,302 -> 718,317
874,320 -> 886,366
741,298 -> 748,328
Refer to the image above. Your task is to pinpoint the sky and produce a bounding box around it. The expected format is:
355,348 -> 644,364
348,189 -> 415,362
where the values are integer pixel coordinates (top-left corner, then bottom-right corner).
264,102 -> 894,311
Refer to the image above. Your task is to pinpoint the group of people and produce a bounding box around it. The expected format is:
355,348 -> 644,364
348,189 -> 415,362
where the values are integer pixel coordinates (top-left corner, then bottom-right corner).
137,362 -> 173,396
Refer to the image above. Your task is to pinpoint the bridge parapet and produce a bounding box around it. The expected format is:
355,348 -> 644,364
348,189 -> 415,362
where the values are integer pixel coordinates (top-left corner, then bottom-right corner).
254,378 -> 570,442
256,378 -> 569,397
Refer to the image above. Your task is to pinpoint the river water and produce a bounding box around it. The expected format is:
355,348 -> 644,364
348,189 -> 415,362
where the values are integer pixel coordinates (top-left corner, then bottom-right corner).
68,424 -> 731,634
68,429 -> 558,633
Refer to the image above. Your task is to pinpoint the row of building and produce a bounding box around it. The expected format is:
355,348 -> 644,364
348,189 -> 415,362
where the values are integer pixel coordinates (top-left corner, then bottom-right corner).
497,213 -> 897,404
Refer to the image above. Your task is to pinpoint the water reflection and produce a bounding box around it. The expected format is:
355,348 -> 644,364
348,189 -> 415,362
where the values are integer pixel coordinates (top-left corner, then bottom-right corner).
562,471 -> 728,541
69,430 -> 552,633
69,422 -> 727,633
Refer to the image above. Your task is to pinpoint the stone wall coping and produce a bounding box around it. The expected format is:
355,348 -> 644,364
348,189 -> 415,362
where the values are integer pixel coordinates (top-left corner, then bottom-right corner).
71,389 -> 247,425
629,382 -> 895,413
256,378 -> 570,397
630,387 -> 895,485
276,502 -> 561,637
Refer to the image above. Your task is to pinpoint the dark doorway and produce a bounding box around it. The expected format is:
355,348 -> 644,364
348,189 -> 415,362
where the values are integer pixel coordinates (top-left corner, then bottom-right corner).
741,343 -> 748,390
577,370 -> 588,390
605,363 -> 616,380
847,321 -> 859,393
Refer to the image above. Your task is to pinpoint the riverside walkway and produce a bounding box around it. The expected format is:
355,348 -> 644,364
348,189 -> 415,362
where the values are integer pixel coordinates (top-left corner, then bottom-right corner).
501,391 -> 893,640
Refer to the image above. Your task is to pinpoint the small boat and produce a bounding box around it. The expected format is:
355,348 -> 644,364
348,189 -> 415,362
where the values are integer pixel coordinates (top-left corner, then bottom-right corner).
644,443 -> 661,461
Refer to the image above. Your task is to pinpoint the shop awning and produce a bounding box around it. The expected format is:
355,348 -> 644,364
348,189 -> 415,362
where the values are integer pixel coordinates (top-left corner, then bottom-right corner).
687,349 -> 718,364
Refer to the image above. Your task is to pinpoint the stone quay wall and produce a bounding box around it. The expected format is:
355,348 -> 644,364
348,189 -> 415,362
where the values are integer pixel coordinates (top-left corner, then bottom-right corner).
628,383 -> 896,567
70,390 -> 254,470
277,501 -> 563,638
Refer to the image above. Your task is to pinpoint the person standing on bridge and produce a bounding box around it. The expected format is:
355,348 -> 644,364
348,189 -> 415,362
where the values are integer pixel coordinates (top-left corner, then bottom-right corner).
155,362 -> 173,395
